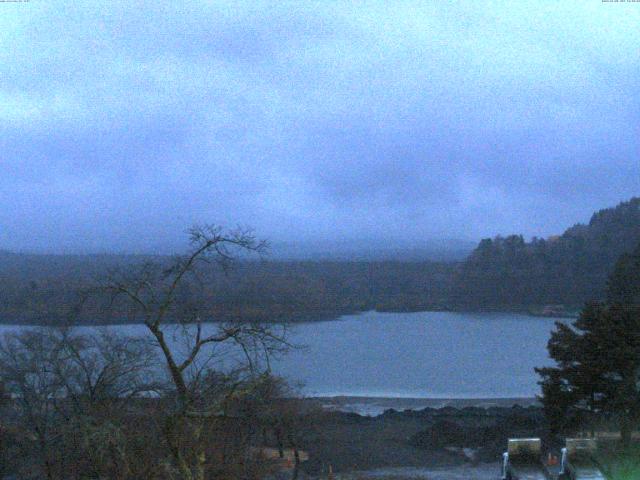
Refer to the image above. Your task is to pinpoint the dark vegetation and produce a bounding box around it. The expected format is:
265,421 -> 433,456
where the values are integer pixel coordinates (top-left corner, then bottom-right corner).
1,197 -> 639,325
295,404 -> 547,474
521,237 -> 640,479
453,197 -> 640,312
0,254 -> 456,325
0,327 -> 310,480
1,202 -> 639,478
0,227 -> 310,480
537,240 -> 640,447
406,406 -> 545,461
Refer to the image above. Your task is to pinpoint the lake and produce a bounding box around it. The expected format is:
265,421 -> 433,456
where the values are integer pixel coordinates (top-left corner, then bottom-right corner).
272,311 -> 562,399
0,311 -> 563,400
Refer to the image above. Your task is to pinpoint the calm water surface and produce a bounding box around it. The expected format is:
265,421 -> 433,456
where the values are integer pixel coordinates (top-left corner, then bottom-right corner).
272,311 -> 562,398
0,311 -> 563,399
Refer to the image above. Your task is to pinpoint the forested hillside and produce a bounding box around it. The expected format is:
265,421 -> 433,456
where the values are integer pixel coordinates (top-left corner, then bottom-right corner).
0,254 -> 455,325
452,197 -> 640,311
0,198 -> 638,324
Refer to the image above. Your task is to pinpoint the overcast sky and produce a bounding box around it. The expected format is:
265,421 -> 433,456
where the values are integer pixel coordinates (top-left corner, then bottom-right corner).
1,1 -> 639,254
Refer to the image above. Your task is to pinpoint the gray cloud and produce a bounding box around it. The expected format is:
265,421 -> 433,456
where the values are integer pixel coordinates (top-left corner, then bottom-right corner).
0,1 -> 638,253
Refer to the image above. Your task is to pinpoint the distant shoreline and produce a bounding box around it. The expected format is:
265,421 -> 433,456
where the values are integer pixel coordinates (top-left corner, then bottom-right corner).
310,395 -> 540,416
0,307 -> 575,327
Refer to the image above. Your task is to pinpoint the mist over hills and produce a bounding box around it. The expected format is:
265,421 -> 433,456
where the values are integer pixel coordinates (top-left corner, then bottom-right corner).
0,238 -> 475,262
0,197 -> 638,324
268,238 -> 476,261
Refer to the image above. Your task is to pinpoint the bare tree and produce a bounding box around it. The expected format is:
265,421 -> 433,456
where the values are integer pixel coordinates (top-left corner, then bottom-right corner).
0,226 -> 296,479
52,329 -> 160,479
0,328 -> 159,479
104,225 -> 291,480
0,329 -> 63,479
50,328 -> 159,408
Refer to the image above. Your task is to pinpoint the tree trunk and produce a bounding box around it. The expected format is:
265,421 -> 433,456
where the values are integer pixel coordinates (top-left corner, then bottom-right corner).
193,422 -> 206,480
36,430 -> 54,480
0,432 -> 3,479
163,415 -> 194,480
288,433 -> 300,480
620,367 -> 637,449
275,428 -> 284,458
620,415 -> 632,449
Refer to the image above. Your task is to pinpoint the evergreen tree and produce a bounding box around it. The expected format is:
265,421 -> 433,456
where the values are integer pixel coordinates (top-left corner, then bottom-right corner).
456,197 -> 640,309
536,242 -> 640,446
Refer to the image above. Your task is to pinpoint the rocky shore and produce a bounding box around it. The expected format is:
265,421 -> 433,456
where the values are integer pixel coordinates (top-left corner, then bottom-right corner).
297,398 -> 547,479
316,396 -> 540,416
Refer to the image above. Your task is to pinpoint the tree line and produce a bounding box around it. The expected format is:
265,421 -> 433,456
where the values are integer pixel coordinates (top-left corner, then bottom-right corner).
0,255 -> 456,325
0,197 -> 639,326
453,197 -> 640,311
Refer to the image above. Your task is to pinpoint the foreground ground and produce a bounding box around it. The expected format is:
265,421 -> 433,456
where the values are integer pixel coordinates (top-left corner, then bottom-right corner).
292,398 -> 640,479
294,398 -> 545,478
328,464 -> 501,479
